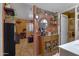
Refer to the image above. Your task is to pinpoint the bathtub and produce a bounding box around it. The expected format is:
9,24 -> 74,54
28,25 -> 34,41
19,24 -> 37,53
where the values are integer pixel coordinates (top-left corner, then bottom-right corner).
59,40 -> 79,56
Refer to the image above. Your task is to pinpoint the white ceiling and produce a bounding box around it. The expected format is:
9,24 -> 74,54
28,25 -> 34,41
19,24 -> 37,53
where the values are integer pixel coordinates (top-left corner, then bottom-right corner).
11,3 -> 79,19
28,3 -> 79,13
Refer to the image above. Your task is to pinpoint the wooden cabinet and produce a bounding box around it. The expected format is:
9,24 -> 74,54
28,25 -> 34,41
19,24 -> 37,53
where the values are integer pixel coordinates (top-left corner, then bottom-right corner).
34,6 -> 59,56
51,35 -> 59,54
39,35 -> 59,56
68,18 -> 75,42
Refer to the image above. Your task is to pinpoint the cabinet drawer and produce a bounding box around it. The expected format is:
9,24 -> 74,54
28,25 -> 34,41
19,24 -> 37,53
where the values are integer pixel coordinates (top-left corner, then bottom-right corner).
43,36 -> 51,41
51,35 -> 58,40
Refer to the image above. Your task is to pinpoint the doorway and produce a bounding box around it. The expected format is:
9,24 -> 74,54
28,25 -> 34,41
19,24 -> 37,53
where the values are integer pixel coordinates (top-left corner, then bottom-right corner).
15,19 -> 34,56
60,8 -> 75,45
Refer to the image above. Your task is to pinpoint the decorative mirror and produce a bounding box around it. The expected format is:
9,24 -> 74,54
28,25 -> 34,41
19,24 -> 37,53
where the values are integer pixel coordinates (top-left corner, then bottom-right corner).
39,19 -> 48,36
40,19 -> 48,29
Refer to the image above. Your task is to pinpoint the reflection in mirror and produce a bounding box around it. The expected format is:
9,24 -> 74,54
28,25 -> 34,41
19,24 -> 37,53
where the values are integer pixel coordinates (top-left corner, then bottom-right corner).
27,23 -> 33,32
40,19 -> 48,29
39,19 -> 48,36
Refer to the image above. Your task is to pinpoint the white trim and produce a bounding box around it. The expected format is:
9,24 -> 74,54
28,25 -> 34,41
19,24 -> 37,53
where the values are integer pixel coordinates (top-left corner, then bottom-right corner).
75,5 -> 79,40
75,5 -> 77,40
61,5 -> 77,13
58,13 -> 61,45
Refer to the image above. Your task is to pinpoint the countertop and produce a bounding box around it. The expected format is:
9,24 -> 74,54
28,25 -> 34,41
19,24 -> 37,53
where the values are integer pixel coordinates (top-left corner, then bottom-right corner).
59,40 -> 79,55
